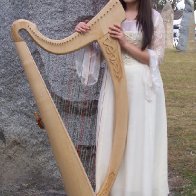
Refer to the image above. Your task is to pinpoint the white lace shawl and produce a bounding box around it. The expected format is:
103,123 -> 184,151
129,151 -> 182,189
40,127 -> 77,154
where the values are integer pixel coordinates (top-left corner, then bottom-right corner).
74,9 -> 165,89
74,42 -> 102,86
148,9 -> 165,92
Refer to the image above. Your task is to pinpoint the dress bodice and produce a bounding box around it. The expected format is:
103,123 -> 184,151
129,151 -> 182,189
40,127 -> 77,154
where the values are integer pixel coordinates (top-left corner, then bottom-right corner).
121,19 -> 143,45
124,31 -> 142,47
121,20 -> 143,65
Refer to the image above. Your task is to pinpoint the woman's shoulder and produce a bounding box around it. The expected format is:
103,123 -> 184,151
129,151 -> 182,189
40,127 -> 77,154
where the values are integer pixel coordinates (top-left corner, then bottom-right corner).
152,9 -> 163,26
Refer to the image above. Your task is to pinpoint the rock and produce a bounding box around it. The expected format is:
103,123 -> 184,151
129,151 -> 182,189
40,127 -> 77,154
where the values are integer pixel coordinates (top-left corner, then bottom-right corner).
0,0 -> 107,194
176,0 -> 196,51
161,2 -> 174,49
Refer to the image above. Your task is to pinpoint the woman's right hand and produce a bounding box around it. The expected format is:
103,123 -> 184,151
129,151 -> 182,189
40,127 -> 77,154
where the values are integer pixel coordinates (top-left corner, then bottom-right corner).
74,20 -> 90,33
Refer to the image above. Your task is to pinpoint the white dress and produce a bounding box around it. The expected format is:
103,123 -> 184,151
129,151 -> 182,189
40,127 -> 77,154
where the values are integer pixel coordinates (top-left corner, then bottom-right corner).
75,9 -> 169,196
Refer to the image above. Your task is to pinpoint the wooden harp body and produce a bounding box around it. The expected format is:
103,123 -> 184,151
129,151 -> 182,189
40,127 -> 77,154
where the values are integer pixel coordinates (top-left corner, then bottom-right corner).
11,0 -> 128,195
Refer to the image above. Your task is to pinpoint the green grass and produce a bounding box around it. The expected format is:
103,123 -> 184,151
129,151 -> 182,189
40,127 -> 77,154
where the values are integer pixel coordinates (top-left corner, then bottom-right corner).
160,49 -> 196,196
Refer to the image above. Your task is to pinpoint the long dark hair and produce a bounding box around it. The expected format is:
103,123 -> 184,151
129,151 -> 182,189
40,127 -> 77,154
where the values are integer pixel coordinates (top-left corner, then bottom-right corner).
119,0 -> 154,50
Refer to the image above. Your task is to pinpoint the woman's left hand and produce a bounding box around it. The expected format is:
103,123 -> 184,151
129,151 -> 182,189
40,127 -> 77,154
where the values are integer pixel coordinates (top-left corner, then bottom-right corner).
108,24 -> 127,49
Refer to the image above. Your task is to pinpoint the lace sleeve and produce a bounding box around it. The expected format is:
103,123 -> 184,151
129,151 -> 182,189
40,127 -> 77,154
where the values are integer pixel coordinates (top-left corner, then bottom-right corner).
150,11 -> 165,64
147,11 -> 166,91
74,42 -> 102,86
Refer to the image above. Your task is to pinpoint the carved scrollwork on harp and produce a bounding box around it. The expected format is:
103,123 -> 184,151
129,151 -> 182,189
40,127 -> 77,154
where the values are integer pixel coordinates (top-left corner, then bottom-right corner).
102,35 -> 122,80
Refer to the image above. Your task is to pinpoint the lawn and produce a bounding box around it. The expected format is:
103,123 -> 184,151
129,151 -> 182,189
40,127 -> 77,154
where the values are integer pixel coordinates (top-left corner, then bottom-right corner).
161,49 -> 196,196
1,49 -> 195,196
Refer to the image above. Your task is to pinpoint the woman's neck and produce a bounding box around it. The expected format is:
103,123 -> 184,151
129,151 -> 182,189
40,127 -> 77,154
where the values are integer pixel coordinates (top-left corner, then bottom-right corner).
126,1 -> 138,11
125,2 -> 138,20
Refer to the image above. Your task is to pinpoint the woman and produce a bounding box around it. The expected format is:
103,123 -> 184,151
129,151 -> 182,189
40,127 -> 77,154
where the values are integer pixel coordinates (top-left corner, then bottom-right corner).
75,0 -> 169,195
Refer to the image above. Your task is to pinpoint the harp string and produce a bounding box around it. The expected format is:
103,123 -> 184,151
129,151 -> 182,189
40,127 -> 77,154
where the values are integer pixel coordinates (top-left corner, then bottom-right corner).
23,34 -> 98,190
46,49 -> 101,190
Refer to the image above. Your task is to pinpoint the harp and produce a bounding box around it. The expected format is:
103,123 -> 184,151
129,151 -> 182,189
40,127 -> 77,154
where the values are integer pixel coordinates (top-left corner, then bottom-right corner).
11,0 -> 128,195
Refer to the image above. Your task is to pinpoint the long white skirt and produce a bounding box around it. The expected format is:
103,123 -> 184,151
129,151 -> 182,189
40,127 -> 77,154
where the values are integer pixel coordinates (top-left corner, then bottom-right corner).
95,58 -> 169,196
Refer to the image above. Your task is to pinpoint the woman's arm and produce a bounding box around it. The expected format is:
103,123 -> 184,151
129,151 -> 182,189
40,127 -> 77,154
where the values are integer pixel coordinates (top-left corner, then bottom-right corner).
108,24 -> 150,65
109,12 -> 165,91
122,42 -> 150,65
74,20 -> 103,86
148,12 -> 165,65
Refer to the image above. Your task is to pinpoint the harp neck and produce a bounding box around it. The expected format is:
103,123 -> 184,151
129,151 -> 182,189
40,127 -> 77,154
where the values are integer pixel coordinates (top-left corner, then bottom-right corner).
11,0 -> 125,55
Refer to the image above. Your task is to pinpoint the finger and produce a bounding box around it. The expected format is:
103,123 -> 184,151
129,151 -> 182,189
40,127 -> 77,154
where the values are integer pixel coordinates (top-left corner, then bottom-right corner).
108,32 -> 119,37
77,22 -> 90,29
75,29 -> 84,33
77,27 -> 87,33
108,28 -> 119,33
82,24 -> 90,30
114,24 -> 122,30
109,32 -> 119,37
75,27 -> 81,32
109,26 -> 121,33
108,30 -> 120,35
109,34 -> 120,39
80,24 -> 90,30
